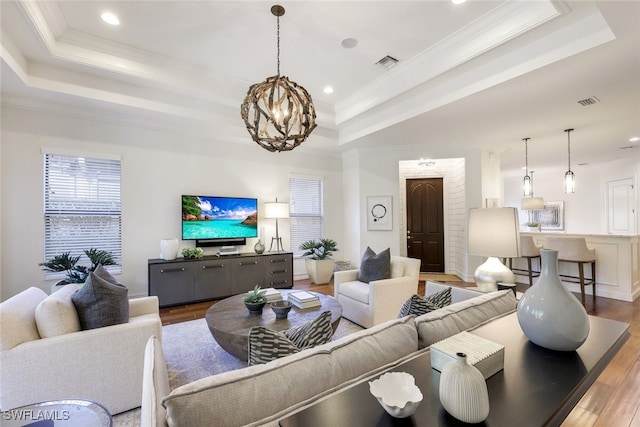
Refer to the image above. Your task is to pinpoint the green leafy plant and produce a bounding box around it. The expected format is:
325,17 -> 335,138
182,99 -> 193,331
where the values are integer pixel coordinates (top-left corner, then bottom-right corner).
244,285 -> 267,304
299,238 -> 339,260
182,248 -> 204,259
526,222 -> 540,228
40,249 -> 116,284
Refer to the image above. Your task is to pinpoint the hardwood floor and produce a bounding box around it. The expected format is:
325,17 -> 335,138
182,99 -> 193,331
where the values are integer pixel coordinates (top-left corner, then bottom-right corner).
159,279 -> 640,426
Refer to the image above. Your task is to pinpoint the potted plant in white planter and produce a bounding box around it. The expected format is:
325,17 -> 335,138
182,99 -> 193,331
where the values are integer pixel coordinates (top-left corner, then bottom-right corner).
300,238 -> 339,284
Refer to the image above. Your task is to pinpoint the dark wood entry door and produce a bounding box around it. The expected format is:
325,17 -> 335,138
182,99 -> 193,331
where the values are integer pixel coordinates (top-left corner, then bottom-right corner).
406,178 -> 445,272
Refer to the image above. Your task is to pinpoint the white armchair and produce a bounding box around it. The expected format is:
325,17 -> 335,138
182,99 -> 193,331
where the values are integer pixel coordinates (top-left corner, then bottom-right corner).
0,286 -> 162,415
334,255 -> 421,328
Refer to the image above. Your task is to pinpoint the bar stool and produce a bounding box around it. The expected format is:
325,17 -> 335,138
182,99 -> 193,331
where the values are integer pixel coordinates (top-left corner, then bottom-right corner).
504,236 -> 541,287
544,237 -> 596,299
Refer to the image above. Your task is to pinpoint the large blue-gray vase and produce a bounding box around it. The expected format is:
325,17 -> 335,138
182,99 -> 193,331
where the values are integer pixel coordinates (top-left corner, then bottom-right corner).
517,249 -> 590,351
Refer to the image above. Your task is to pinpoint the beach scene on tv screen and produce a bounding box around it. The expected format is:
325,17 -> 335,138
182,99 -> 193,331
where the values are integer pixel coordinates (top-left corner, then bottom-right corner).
182,195 -> 257,240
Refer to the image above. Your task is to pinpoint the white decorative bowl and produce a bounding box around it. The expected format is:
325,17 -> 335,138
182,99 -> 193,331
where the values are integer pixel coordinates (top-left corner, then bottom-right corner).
369,372 -> 423,418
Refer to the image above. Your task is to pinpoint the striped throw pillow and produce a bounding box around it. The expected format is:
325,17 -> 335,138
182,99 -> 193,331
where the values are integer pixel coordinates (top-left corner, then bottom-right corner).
248,311 -> 333,365
398,287 -> 452,317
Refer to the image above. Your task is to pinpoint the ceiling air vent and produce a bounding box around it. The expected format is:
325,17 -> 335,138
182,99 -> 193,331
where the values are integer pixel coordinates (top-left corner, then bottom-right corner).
620,145 -> 639,150
376,55 -> 399,69
577,96 -> 600,106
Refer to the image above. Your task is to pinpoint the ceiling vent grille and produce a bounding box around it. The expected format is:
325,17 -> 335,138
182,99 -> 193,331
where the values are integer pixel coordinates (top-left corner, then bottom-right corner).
577,96 -> 600,106
620,145 -> 639,150
376,55 -> 399,69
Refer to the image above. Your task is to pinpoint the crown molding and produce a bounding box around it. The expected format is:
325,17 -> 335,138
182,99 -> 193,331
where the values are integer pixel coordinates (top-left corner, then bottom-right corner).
336,1 -> 614,146
334,0 -> 562,125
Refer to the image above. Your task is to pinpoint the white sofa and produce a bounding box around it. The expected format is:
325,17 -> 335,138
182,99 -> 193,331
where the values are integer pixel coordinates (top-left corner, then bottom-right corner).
0,285 -> 162,415
334,255 -> 421,328
142,282 -> 517,427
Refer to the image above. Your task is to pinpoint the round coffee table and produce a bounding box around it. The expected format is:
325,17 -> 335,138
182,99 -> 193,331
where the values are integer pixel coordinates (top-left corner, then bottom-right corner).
205,290 -> 342,361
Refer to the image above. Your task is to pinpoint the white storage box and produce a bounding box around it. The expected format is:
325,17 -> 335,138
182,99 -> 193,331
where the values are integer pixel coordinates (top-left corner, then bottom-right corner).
430,331 -> 504,379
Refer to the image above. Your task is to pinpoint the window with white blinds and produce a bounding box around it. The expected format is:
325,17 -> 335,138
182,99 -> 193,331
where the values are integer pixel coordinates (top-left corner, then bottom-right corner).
44,153 -> 122,277
289,176 -> 324,255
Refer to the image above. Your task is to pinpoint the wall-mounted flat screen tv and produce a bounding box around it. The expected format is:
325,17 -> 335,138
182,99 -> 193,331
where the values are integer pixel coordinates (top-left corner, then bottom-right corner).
182,195 -> 258,243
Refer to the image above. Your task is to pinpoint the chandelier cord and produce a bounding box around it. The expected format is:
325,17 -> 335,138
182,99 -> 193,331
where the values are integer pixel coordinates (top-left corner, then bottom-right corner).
276,14 -> 280,76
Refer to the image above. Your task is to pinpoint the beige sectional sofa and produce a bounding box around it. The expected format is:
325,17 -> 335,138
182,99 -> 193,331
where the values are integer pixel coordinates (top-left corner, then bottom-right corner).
142,282 -> 517,427
0,285 -> 162,415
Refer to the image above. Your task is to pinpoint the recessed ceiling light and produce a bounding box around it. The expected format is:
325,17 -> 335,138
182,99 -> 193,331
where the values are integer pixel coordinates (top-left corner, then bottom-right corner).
341,38 -> 358,49
452,0 -> 467,4
323,86 -> 334,94
630,136 -> 640,142
101,12 -> 120,26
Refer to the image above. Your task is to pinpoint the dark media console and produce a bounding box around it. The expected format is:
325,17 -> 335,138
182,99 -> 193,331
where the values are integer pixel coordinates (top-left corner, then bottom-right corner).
148,252 -> 293,307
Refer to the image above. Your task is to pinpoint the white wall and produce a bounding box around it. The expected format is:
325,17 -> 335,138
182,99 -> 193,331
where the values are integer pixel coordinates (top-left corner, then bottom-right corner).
504,157 -> 640,234
0,105 -> 343,299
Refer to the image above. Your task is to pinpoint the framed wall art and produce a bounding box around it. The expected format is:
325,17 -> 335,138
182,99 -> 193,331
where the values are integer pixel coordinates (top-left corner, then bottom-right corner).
531,201 -> 565,231
367,196 -> 392,230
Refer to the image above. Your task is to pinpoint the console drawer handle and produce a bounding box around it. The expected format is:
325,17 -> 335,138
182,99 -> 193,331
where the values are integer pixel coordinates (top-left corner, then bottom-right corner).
203,265 -> 223,269
239,261 -> 258,266
270,259 -> 287,263
270,280 -> 289,286
160,268 -> 185,273
271,269 -> 287,274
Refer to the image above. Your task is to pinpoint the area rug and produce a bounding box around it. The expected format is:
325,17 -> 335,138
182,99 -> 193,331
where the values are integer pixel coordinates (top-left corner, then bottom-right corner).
113,316 -> 364,426
163,316 -> 364,389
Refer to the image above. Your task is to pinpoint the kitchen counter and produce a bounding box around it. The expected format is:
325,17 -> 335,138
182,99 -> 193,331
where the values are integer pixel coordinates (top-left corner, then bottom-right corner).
519,232 -> 639,302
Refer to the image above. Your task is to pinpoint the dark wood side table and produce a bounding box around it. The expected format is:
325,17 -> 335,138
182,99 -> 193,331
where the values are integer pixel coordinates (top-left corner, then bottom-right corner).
279,312 -> 629,427
206,290 -> 343,361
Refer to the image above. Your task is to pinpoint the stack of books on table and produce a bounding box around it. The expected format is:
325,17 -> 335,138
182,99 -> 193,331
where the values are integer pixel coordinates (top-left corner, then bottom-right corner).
261,288 -> 283,303
288,291 -> 321,309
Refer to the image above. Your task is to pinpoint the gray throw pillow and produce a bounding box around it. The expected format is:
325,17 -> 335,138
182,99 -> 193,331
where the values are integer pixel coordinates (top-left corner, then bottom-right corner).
358,247 -> 391,283
72,265 -> 129,330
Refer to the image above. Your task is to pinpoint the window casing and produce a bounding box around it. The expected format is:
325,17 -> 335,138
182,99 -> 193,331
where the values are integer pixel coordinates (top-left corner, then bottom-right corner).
43,153 -> 122,277
289,176 -> 324,255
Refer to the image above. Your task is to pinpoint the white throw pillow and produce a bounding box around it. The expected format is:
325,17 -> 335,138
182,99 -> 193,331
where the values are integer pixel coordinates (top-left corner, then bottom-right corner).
35,284 -> 82,338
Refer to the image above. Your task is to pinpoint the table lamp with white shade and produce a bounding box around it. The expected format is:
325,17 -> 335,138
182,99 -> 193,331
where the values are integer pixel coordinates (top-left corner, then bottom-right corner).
264,198 -> 289,252
468,207 -> 521,292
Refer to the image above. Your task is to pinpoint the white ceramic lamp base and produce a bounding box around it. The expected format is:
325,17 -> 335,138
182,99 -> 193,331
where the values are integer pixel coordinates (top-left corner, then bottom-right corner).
474,257 -> 515,292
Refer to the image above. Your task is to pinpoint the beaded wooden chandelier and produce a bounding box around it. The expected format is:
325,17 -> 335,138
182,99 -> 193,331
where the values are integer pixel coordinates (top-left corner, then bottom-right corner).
240,5 -> 317,152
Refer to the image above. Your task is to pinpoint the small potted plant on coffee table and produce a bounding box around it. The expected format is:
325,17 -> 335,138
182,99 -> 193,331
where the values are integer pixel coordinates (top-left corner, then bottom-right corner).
244,285 -> 267,315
